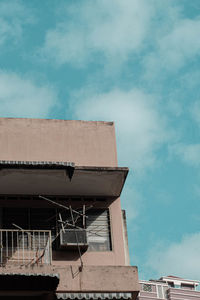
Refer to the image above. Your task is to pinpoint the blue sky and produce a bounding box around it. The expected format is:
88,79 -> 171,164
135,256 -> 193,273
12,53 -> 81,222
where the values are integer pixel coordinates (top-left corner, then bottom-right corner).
0,0 -> 200,280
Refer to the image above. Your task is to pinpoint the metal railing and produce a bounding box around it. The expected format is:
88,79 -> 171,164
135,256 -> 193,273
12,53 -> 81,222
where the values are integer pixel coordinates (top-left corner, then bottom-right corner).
0,230 -> 52,266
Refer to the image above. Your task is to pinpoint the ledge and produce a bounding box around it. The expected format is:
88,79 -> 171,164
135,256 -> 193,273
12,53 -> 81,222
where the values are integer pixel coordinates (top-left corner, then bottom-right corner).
0,161 -> 128,197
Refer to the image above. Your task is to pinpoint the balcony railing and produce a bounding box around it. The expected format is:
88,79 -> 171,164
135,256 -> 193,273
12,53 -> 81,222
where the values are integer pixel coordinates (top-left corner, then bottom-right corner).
0,230 -> 52,266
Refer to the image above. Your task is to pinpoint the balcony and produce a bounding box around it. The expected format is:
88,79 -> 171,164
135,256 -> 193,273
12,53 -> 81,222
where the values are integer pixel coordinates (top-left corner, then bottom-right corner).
0,229 -> 52,266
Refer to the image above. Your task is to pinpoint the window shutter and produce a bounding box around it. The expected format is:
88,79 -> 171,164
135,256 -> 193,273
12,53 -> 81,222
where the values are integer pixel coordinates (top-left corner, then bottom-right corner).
86,210 -> 111,251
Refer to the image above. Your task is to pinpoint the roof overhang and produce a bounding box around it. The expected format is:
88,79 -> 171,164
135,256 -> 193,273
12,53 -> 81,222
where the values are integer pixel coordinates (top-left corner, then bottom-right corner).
0,161 -> 128,197
0,272 -> 59,291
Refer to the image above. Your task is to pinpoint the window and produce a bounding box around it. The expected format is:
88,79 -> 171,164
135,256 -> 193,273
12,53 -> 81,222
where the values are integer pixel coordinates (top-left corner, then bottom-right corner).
86,209 -> 111,251
181,283 -> 194,290
157,285 -> 163,298
168,282 -> 174,288
156,285 -> 168,299
58,208 -> 112,251
163,286 -> 168,299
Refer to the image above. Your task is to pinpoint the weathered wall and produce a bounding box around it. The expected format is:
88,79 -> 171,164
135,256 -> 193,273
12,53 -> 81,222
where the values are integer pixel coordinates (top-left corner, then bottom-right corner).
122,210 -> 130,266
0,265 -> 139,294
54,265 -> 139,293
0,118 -> 118,167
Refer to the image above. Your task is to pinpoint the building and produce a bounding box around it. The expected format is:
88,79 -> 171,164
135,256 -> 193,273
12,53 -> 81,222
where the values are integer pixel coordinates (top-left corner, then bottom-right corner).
0,118 -> 139,300
138,275 -> 200,300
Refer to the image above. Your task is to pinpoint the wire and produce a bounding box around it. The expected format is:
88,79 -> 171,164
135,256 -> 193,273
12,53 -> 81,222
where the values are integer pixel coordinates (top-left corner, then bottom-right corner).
39,195 -> 87,218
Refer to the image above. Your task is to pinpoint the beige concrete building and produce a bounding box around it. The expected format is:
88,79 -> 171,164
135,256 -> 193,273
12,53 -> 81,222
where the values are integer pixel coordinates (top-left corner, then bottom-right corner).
138,275 -> 200,300
0,118 -> 139,299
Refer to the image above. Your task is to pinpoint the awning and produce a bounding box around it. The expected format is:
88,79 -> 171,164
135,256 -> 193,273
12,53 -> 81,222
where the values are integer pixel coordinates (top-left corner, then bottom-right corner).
56,293 -> 132,300
0,161 -> 128,197
0,272 -> 59,291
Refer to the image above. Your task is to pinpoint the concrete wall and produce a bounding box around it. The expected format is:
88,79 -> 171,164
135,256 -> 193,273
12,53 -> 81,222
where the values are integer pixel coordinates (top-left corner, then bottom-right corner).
167,288 -> 200,300
0,118 -> 118,167
0,265 -> 139,294
55,265 -> 139,293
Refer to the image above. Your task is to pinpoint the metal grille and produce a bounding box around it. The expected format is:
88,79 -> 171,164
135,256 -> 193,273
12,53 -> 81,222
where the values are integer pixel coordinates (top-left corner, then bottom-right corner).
143,284 -> 153,292
0,230 -> 51,266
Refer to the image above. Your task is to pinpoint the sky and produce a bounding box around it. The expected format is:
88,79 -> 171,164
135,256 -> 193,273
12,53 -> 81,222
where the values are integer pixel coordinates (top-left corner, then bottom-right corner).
0,0 -> 200,281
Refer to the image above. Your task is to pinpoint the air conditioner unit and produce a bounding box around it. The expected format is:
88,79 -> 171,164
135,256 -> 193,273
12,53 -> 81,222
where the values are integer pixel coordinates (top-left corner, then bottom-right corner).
59,229 -> 88,250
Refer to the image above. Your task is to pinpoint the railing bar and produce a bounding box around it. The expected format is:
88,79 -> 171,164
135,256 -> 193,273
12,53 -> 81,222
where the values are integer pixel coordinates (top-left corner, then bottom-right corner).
0,229 -> 51,232
0,230 -> 52,266
43,231 -> 45,264
33,230 -> 35,253
28,232 -> 30,264
22,231 -> 24,264
49,231 -> 52,265
46,233 -> 48,265
0,231 -> 2,265
45,232 -> 47,265
11,231 -> 13,258
6,231 -> 8,264
17,231 -> 19,263
39,231 -> 40,263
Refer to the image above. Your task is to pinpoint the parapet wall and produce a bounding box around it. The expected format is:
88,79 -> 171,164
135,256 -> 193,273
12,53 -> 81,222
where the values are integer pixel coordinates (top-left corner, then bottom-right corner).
0,118 -> 118,167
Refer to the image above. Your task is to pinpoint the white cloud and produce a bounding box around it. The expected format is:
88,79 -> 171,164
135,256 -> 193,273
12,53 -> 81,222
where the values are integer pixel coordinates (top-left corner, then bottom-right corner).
170,143 -> 200,167
145,17 -> 200,75
0,0 -> 33,47
42,0 -> 154,66
70,87 -> 169,223
146,232 -> 200,279
160,19 -> 200,69
71,88 -> 169,172
0,72 -> 57,118
42,0 -> 200,77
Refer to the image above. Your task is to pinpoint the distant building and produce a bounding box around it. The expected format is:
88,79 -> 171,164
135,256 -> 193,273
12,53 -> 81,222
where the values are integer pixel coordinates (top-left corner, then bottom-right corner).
138,275 -> 200,300
0,118 -> 139,300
